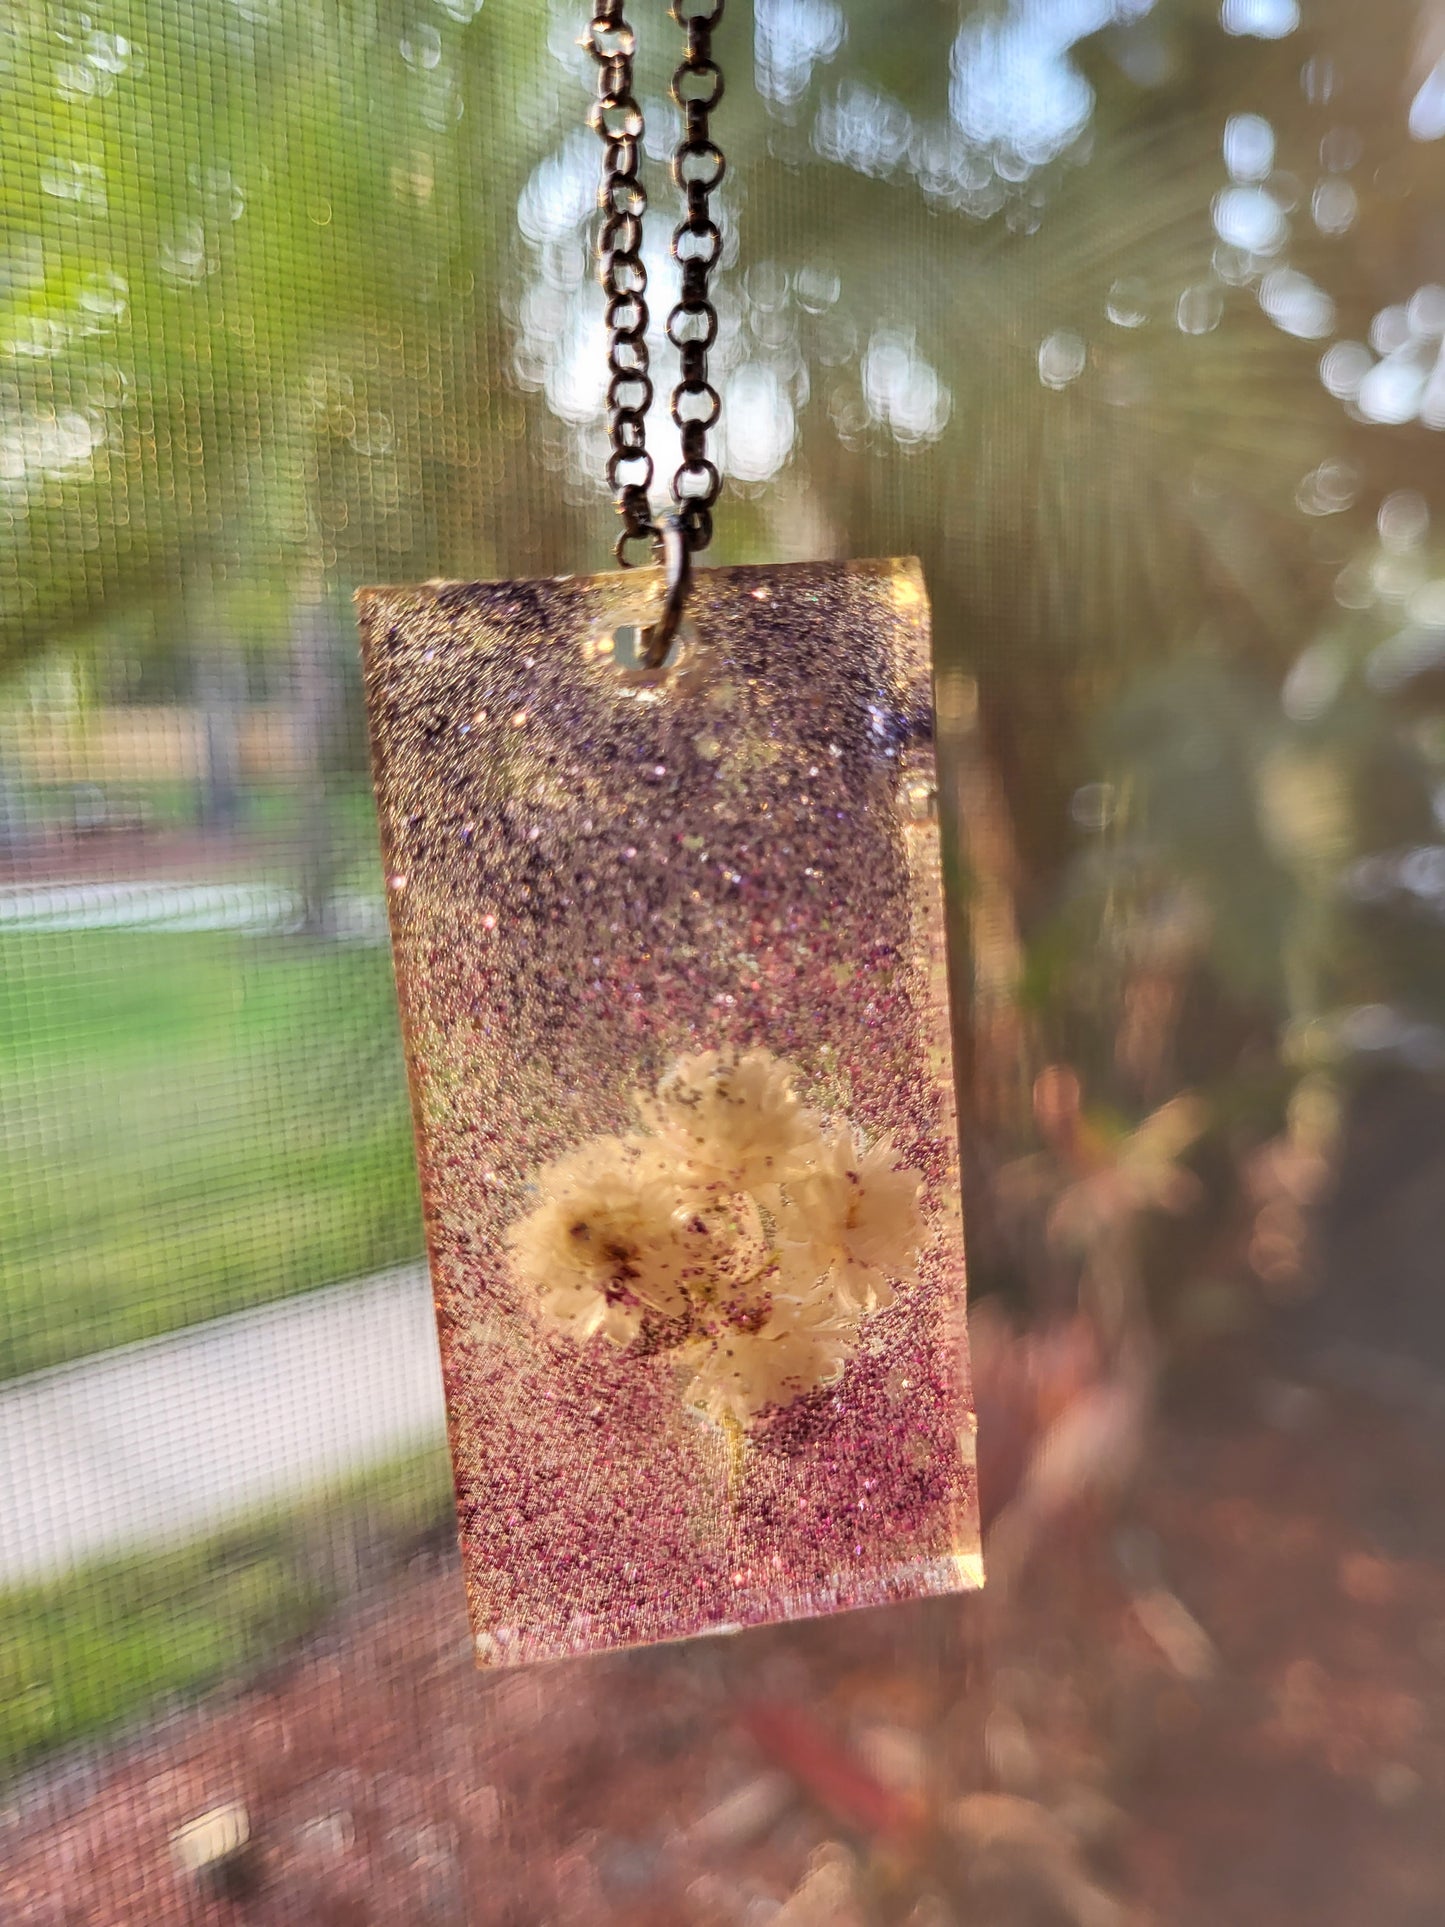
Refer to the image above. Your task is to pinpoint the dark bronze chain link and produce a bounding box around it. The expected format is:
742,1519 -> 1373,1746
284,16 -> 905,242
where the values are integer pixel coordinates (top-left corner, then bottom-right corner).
584,1 -> 726,567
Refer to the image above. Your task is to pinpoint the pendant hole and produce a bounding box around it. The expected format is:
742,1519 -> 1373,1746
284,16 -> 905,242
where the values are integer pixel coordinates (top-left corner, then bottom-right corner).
611,618 -> 694,681
612,623 -> 650,672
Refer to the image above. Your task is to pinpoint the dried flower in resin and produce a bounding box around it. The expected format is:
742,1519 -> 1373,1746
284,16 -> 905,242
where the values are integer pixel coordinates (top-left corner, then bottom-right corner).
506,1048 -> 923,1440
638,1047 -> 818,1191
505,1138 -> 696,1343
778,1129 -> 924,1316
680,1293 -> 858,1425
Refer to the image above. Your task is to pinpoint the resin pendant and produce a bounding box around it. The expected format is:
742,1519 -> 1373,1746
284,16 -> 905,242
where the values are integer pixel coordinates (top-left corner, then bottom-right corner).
357,557 -> 980,1663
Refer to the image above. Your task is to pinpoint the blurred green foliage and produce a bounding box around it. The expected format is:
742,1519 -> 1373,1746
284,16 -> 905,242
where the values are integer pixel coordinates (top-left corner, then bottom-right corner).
0,0 -> 559,661
0,921 -> 420,1377
0,0 -> 1436,696
0,1441 -> 453,1777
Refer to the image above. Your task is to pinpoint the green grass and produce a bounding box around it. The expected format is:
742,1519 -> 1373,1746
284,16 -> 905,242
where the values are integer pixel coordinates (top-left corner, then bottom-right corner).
0,925 -> 424,1380
0,1444 -> 455,1779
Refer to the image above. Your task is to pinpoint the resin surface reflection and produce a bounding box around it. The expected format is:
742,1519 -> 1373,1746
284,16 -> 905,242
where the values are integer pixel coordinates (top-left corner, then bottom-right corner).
358,558 -> 979,1662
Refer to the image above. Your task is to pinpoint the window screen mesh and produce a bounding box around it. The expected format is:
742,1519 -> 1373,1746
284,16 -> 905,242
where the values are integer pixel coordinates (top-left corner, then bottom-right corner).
6,1 -> 1445,1919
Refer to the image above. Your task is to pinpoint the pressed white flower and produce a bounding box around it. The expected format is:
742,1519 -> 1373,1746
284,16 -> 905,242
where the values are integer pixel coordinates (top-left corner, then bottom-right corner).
779,1128 -> 923,1315
638,1048 -> 822,1190
680,1293 -> 860,1423
506,1136 -> 697,1342
503,1047 -> 924,1442
674,1188 -> 779,1312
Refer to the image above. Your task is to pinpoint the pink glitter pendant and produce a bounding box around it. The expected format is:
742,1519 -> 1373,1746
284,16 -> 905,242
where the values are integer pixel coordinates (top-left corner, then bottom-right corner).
357,556 -> 981,1663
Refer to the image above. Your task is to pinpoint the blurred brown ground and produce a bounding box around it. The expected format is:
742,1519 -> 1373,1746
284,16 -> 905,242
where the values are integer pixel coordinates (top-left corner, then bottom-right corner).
4,1357 -> 1444,1926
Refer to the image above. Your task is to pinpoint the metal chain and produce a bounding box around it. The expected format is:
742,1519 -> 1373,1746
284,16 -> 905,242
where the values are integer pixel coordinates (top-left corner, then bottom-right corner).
668,0 -> 726,556
584,3 -> 654,565
584,1 -> 726,567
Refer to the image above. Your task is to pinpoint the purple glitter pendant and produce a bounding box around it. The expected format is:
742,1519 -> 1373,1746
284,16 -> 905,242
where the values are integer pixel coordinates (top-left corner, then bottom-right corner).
357,557 -> 981,1663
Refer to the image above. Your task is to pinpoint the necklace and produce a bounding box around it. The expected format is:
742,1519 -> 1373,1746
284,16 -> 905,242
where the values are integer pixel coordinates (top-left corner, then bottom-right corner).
356,1 -> 980,1663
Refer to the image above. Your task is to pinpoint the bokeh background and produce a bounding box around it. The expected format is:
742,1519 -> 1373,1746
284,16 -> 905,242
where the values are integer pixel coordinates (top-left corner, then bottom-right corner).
5,0 -> 1445,1920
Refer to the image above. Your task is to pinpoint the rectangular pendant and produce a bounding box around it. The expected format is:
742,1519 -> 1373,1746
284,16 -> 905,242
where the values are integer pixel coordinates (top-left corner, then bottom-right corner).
357,557 -> 980,1663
